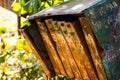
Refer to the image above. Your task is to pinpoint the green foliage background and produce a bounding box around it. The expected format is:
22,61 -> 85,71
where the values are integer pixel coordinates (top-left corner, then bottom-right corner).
12,0 -> 68,28
0,0 -> 69,80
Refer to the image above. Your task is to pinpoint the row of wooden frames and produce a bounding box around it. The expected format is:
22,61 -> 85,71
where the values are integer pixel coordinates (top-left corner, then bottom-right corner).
20,16 -> 107,80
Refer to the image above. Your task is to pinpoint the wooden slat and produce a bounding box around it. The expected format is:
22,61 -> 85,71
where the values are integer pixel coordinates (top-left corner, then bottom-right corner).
45,19 -> 74,78
36,20 -> 67,76
79,17 -> 107,80
67,21 -> 98,80
20,22 -> 55,77
57,21 -> 83,79
36,20 -> 60,74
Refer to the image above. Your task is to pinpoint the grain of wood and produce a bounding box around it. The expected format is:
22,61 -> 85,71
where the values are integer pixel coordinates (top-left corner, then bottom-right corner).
45,19 -> 73,78
57,21 -> 83,80
79,17 -> 107,80
36,21 -> 61,74
67,21 -> 98,80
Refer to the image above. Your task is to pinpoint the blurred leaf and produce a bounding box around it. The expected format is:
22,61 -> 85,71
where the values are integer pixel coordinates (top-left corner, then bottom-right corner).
2,39 -> 11,49
23,1 -> 31,14
4,68 -> 11,73
16,53 -> 25,64
16,38 -> 25,50
44,2 -> 50,8
54,0 -> 64,5
20,8 -> 27,15
0,26 -> 7,34
20,0 -> 25,6
29,0 -> 40,14
12,2 -> 22,12
0,55 -> 5,63
6,50 -> 15,56
21,18 -> 30,28
46,0 -> 52,6
53,0 -> 59,4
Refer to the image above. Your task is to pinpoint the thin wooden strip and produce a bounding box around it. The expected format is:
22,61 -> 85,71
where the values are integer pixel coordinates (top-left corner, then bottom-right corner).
67,21 -> 98,80
45,19 -> 73,78
36,20 -> 60,75
79,17 -> 107,80
52,21 -> 75,78
57,21 -> 83,80
20,23 -> 55,77
59,21 -> 89,80
51,20 -> 74,78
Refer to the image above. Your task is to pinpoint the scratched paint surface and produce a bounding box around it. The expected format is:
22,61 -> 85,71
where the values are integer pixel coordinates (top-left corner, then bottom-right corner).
85,0 -> 120,79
